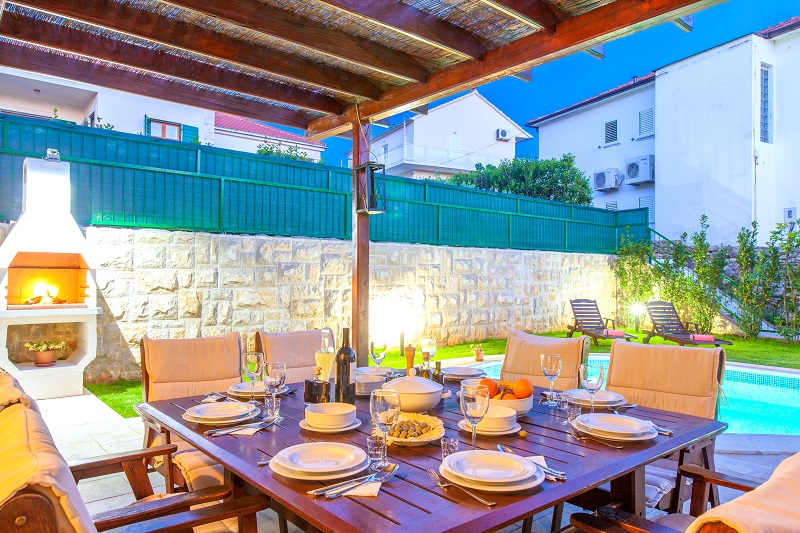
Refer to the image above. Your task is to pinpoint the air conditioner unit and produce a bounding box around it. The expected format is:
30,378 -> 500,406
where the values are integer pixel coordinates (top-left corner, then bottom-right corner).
625,155 -> 655,185
496,128 -> 511,141
593,168 -> 619,191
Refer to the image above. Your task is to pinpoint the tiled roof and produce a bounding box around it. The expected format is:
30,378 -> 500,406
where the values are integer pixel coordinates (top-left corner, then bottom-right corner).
527,73 -> 655,127
757,16 -> 800,39
214,113 -> 325,147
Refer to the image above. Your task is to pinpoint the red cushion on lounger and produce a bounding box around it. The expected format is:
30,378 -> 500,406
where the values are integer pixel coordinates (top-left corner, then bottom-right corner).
689,334 -> 715,342
603,329 -> 625,337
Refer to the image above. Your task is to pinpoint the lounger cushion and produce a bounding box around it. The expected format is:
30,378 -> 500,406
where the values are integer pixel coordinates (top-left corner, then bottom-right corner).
500,331 -> 588,390
256,329 -> 334,384
0,372 -> 39,414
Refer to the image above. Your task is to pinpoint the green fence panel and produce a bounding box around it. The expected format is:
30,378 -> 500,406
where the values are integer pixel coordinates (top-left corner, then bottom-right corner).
510,216 -> 567,251
439,206 -> 510,248
370,200 -> 439,244
425,181 -> 518,213
517,197 -> 572,219
616,208 -> 649,227
572,205 -> 617,226
385,176 -> 426,202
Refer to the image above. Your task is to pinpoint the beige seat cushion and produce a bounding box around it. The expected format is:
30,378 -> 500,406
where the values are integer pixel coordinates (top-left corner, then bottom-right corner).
0,372 -> 39,414
606,341 -> 725,419
500,330 -> 588,390
256,329 -> 334,384
0,404 -> 96,533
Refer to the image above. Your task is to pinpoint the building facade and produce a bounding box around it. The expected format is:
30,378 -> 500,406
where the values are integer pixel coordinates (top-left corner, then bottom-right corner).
529,17 -> 800,245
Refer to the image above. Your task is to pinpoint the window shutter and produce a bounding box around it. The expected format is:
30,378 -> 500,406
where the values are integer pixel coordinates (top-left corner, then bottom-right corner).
638,108 -> 654,137
605,201 -> 618,211
144,115 -> 151,136
604,120 -> 618,144
639,196 -> 655,224
181,124 -> 199,143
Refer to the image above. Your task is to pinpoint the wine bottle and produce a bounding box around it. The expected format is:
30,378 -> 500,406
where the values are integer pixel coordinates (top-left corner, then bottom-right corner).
315,328 -> 335,382
432,361 -> 443,384
334,327 -> 356,404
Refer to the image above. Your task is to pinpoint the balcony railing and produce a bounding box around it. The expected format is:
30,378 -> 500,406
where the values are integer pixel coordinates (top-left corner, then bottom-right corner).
369,143 -> 506,171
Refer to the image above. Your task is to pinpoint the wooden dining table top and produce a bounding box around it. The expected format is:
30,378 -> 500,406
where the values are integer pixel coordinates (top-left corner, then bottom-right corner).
139,381 -> 727,533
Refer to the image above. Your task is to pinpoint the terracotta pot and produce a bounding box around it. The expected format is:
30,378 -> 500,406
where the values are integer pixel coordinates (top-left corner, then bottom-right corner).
473,349 -> 485,362
33,349 -> 57,367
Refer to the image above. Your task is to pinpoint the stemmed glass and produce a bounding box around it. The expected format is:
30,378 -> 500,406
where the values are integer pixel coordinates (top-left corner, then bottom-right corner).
263,361 -> 286,417
580,363 -> 605,413
241,352 -> 264,405
460,384 -> 490,450
540,354 -> 562,407
420,338 -> 437,360
370,389 -> 400,471
370,340 -> 387,368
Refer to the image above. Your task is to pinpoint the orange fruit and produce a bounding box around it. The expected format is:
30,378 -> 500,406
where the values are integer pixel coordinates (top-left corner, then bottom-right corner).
479,377 -> 499,398
501,392 -> 519,400
513,379 -> 533,399
519,430 -> 528,438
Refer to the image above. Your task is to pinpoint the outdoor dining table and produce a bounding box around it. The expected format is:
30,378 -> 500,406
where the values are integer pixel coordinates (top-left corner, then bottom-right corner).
138,381 -> 727,533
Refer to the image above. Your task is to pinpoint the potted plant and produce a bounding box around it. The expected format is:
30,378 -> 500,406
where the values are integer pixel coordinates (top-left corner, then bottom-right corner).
24,339 -> 66,367
470,343 -> 485,362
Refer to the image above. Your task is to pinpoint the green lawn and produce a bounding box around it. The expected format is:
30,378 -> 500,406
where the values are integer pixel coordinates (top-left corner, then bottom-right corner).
88,332 -> 800,418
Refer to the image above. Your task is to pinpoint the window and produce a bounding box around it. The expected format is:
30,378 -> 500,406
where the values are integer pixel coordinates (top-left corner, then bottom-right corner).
760,64 -> 773,143
639,196 -> 655,224
604,120 -> 618,144
785,207 -> 797,224
144,115 -> 200,143
638,107 -> 654,137
605,201 -> 618,211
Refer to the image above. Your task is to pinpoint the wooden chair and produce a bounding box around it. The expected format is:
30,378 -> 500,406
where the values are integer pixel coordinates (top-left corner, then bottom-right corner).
643,301 -> 732,347
571,452 -> 800,533
255,328 -> 335,384
567,299 -> 638,346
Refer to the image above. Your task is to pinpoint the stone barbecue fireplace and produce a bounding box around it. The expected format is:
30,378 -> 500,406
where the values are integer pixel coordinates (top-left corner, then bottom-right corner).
0,150 -> 99,399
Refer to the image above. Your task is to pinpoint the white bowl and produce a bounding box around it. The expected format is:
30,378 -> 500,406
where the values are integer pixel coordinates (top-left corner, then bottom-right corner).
382,375 -> 444,413
305,402 -> 357,429
476,405 -> 517,432
489,395 -> 534,416
461,378 -> 483,388
355,375 -> 385,395
356,367 -> 390,376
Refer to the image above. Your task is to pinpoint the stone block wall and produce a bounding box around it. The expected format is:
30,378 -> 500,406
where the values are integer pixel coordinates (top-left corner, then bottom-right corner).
0,224 -> 617,382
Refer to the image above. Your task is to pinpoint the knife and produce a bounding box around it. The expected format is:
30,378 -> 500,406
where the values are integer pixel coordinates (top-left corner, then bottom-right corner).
306,473 -> 375,496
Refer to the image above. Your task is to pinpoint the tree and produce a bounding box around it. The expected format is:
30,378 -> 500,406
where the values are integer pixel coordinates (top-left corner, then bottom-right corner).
443,154 -> 593,205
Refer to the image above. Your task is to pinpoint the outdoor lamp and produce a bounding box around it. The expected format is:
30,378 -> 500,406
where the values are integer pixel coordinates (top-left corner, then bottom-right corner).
631,303 -> 646,332
355,161 -> 386,214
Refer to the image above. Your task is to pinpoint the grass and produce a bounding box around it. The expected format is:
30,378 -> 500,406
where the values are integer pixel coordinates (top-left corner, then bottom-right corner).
87,332 -> 799,418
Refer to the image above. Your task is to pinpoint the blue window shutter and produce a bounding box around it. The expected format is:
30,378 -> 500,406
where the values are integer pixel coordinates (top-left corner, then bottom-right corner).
144,115 -> 151,135
182,124 -> 199,143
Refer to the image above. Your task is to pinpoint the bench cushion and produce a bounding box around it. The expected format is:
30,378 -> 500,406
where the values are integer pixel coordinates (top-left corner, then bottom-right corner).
0,372 -> 39,414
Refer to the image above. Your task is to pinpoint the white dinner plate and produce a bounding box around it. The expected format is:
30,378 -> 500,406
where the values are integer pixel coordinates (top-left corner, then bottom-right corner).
443,450 -> 536,484
269,457 -> 370,481
563,389 -> 625,406
355,367 -> 390,376
273,443 -> 367,474
298,419 -> 362,433
184,402 -> 259,421
457,420 -> 522,436
228,383 -> 289,397
570,421 -> 658,442
438,463 -> 545,493
442,367 -> 486,379
182,410 -> 260,426
575,413 -> 653,436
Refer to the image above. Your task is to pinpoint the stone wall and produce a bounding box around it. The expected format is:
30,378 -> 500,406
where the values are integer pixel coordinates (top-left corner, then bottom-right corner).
0,224 -> 617,382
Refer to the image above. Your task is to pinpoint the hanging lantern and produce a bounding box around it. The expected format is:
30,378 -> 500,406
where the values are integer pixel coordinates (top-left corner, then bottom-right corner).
355,161 -> 386,215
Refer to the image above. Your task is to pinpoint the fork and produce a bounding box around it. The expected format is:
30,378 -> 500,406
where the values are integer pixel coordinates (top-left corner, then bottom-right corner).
567,428 -> 623,449
426,469 -> 496,506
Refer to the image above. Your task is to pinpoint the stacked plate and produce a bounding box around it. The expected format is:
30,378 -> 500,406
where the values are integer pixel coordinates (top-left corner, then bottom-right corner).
441,367 -> 485,381
563,389 -> 626,408
572,413 -> 658,442
227,382 -> 289,399
438,450 -> 545,493
270,442 -> 369,481
182,402 -> 260,426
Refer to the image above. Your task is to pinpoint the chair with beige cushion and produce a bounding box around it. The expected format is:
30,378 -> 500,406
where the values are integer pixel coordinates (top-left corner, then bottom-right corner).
605,340 -> 726,513
571,452 -> 800,533
255,328 -> 334,384
140,333 -> 243,493
500,330 -> 590,390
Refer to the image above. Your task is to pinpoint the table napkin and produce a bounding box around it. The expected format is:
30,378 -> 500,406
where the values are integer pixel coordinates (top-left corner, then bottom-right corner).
526,456 -> 557,481
201,395 -> 224,403
341,481 -> 382,497
230,426 -> 262,436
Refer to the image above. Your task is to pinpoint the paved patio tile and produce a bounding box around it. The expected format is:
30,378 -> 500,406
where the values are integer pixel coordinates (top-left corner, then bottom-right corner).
38,390 -> 123,429
80,419 -> 143,446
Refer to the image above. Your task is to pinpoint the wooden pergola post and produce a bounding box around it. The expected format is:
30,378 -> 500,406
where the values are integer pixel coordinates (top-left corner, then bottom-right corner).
351,120 -> 370,366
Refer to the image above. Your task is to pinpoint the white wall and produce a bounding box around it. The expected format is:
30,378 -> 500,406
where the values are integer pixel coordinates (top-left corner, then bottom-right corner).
536,84 -> 656,214
655,37 -> 755,244
213,128 -> 324,162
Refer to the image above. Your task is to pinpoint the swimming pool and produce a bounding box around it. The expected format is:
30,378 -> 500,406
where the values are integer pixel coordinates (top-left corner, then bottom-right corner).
471,358 -> 800,435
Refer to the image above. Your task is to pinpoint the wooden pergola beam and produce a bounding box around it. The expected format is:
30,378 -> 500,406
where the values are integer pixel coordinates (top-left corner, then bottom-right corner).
0,11 -> 344,116
163,0 -> 429,83
307,0 -> 724,140
478,0 -> 568,33
17,0 -> 383,101
315,0 -> 486,59
0,40 -> 315,129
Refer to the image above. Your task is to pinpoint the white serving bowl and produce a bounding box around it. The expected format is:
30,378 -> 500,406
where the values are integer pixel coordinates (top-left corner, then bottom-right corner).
382,374 -> 444,413
476,405 -> 517,432
489,395 -> 534,416
355,374 -> 385,396
304,402 -> 357,429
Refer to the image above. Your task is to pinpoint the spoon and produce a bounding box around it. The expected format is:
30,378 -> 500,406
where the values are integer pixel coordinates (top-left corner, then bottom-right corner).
326,463 -> 398,499
496,445 -> 567,479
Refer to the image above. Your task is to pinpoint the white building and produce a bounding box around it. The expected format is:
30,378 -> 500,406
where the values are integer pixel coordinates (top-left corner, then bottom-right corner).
347,90 -> 531,179
529,17 -> 800,245
0,66 -> 325,160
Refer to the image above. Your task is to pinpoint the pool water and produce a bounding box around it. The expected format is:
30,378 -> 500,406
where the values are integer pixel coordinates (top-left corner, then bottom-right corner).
471,358 -> 800,435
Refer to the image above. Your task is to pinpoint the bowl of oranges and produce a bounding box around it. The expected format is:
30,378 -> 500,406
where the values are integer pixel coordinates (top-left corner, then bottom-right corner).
480,377 -> 534,415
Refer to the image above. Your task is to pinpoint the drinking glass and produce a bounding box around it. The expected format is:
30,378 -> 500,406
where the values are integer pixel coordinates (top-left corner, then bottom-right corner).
370,340 -> 387,367
460,384 -> 490,450
540,354 -> 562,407
563,404 -> 582,426
420,338 -> 437,361
241,352 -> 264,405
370,390 -> 400,471
580,363 -> 604,413
264,361 -> 286,415
441,437 -> 459,460
367,435 -> 386,465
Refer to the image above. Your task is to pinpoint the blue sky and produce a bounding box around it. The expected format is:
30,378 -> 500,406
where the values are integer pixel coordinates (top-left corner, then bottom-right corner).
318,0 -> 800,167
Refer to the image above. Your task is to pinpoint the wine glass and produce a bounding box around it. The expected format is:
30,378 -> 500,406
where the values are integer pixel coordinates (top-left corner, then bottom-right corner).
460,384 -> 490,450
420,338 -> 437,361
370,340 -> 387,368
580,363 -> 605,413
540,354 -> 562,407
263,361 -> 286,417
241,352 -> 264,404
370,389 -> 400,471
